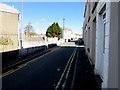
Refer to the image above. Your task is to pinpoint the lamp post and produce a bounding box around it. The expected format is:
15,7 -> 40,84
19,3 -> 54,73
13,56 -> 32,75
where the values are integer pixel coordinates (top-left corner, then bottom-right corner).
18,1 -> 24,58
63,18 -> 65,40
20,0 -> 24,57
63,18 -> 65,30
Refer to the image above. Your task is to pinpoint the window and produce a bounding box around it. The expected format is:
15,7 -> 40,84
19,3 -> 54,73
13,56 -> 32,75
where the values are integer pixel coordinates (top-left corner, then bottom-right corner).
92,2 -> 98,14
102,12 -> 106,21
103,23 -> 106,53
102,12 -> 106,53
88,16 -> 90,22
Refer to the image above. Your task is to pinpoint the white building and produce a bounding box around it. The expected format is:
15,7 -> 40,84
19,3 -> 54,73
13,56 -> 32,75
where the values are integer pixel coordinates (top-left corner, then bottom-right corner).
83,1 -> 118,89
75,33 -> 82,40
61,27 -> 82,41
61,27 -> 72,42
95,2 -> 118,88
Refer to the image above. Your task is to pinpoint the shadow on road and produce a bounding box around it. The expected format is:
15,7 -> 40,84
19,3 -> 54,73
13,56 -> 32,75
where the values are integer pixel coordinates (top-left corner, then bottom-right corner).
2,42 -> 100,90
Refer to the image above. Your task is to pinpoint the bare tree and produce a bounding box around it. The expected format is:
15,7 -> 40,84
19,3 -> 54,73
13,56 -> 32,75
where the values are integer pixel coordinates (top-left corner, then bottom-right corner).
24,22 -> 34,33
24,22 -> 36,36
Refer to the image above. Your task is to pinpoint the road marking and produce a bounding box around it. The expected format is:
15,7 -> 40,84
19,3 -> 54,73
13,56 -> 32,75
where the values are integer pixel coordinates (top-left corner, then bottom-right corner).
54,84 -> 56,86
1,47 -> 61,78
57,68 -> 60,72
62,47 -> 77,90
71,48 -> 79,89
55,47 -> 77,90
1,42 -> 78,78
0,65 -> 23,78
55,41 -> 79,90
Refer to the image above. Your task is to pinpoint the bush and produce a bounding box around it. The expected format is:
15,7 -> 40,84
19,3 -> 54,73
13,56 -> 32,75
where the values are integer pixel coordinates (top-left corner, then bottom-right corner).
0,36 -> 13,45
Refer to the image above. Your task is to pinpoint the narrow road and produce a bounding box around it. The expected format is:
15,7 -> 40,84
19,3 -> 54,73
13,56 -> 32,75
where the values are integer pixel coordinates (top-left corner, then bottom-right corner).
2,42 -> 78,89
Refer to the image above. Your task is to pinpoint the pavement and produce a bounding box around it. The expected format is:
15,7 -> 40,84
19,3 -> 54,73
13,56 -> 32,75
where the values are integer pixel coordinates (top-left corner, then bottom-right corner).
71,47 -> 100,90
2,41 -> 100,90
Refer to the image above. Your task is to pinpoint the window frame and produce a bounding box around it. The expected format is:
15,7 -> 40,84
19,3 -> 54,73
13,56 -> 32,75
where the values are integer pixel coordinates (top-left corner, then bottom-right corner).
102,11 -> 106,54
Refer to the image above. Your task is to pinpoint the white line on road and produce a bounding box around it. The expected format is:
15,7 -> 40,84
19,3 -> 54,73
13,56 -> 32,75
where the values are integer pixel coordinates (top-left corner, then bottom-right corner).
62,47 -> 77,90
70,47 -> 79,89
55,46 -> 77,90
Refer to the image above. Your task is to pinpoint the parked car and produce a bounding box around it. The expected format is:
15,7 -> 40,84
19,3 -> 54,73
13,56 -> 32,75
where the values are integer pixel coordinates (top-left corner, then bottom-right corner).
77,38 -> 84,45
68,39 -> 71,42
48,43 -> 57,48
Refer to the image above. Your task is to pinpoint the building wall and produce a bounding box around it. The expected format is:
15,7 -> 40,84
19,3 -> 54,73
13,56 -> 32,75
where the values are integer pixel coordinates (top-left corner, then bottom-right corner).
0,11 -> 19,52
83,1 -> 118,88
95,2 -> 118,88
83,2 -> 97,65
62,29 -> 72,42
0,12 -> 2,35
63,30 -> 72,40
96,2 -> 118,88
91,19 -> 96,65
96,2 -> 109,87
108,2 -> 118,88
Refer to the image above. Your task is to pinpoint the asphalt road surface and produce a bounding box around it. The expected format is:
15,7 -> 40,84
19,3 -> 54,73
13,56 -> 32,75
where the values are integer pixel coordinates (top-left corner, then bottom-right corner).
2,42 -> 78,89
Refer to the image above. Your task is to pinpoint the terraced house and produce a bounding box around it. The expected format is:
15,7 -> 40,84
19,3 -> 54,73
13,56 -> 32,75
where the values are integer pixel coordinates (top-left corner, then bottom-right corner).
83,1 -> 118,89
0,3 -> 20,53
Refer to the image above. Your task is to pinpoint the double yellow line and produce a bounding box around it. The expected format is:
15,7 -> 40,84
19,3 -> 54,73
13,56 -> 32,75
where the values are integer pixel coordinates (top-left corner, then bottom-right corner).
1,47 -> 61,78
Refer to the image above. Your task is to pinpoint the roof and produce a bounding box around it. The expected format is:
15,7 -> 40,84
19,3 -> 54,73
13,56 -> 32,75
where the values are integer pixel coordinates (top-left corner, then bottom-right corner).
0,3 -> 19,14
61,27 -> 72,31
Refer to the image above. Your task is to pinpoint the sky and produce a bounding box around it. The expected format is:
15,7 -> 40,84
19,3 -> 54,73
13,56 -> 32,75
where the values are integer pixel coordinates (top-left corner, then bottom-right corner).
3,2 -> 85,34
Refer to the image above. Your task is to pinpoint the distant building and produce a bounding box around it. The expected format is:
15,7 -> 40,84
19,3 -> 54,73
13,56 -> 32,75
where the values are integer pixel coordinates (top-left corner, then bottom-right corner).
61,27 -> 82,42
71,32 -> 75,40
83,1 -> 118,88
75,33 -> 82,40
0,3 -> 20,52
61,27 -> 72,42
25,33 -> 47,41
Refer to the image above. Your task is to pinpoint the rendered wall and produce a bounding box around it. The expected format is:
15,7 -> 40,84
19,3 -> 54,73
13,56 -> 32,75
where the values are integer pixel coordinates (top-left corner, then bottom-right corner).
108,2 -> 118,88
0,11 -> 19,52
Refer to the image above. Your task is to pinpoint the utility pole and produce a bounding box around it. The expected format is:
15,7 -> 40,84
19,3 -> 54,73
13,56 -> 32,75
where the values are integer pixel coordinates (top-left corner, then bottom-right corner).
63,18 -> 65,41
63,18 -> 65,30
20,0 -> 24,57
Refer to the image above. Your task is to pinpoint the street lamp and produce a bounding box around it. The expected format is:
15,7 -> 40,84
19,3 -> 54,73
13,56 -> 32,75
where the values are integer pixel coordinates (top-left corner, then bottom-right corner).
20,0 -> 24,57
63,18 -> 65,41
63,18 -> 65,30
